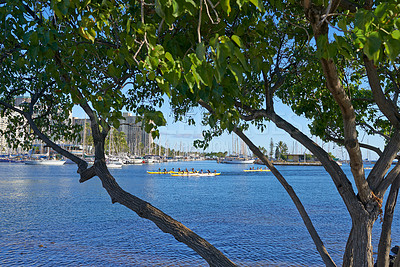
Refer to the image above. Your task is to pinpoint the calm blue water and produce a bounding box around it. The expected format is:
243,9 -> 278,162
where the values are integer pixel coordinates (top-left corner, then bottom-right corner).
0,161 -> 399,266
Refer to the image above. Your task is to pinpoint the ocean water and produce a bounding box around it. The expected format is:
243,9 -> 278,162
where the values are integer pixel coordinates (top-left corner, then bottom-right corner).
0,161 -> 399,266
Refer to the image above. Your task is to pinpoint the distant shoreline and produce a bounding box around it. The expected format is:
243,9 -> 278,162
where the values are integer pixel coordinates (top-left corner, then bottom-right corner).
256,160 -> 323,166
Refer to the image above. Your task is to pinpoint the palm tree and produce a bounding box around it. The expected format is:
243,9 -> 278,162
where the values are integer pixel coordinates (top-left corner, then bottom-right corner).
275,141 -> 289,160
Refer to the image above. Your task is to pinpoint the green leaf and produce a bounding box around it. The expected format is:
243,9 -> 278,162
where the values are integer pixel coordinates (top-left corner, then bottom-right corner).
231,35 -> 243,48
221,0 -> 231,15
228,64 -> 243,84
196,42 -> 206,60
184,72 -> 196,90
392,30 -> 400,40
364,31 -> 381,60
385,38 -> 400,62
250,0 -> 264,12
337,18 -> 347,32
148,71 -> 156,81
172,0 -> 180,17
165,52 -> 174,61
155,0 -> 165,17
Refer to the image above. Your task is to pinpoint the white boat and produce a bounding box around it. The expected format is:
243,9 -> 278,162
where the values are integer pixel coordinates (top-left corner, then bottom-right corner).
221,156 -> 254,164
25,159 -> 66,166
107,160 -> 123,168
126,157 -> 145,164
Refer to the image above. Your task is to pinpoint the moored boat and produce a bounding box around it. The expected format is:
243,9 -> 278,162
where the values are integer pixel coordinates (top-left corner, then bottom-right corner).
107,160 -> 123,168
25,159 -> 66,165
220,156 -> 254,164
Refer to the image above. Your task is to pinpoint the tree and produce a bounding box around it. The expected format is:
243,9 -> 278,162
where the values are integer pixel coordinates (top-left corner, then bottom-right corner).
0,1 -> 237,266
2,1 -> 400,267
275,141 -> 289,161
127,1 -> 399,267
269,138 -> 274,160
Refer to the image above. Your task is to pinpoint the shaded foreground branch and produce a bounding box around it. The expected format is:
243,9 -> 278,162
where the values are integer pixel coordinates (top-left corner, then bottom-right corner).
90,161 -> 237,267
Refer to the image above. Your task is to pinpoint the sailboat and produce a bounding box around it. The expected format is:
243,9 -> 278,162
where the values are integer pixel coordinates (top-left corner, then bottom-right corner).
106,128 -> 124,168
25,145 -> 66,166
220,134 -> 254,164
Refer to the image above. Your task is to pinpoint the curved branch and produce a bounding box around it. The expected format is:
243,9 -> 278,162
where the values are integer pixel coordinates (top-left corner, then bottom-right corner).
323,131 -> 383,157
376,162 -> 400,197
364,55 -> 400,128
376,174 -> 400,267
320,57 -> 371,204
367,130 -> 400,192
198,99 -> 337,266
358,122 -> 390,141
0,99 -> 89,174
233,99 -> 364,213
93,161 -> 236,266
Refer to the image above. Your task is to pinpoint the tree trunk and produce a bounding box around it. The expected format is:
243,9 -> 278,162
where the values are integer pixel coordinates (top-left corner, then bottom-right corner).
345,218 -> 375,267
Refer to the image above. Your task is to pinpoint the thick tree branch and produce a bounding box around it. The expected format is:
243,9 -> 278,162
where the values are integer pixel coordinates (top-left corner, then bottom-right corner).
78,165 -> 97,183
0,99 -> 89,173
24,113 -> 88,172
364,55 -> 400,128
93,161 -> 237,267
367,130 -> 400,192
376,175 -> 400,267
320,57 -> 371,204
376,162 -> 400,197
232,99 -> 368,216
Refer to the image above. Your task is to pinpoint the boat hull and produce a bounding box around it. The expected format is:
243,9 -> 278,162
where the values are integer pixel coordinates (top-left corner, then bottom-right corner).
171,172 -> 221,177
25,160 -> 66,166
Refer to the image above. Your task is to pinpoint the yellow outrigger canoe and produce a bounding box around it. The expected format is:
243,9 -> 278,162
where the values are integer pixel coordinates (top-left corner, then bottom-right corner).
243,169 -> 271,172
171,172 -> 221,177
147,171 -> 178,174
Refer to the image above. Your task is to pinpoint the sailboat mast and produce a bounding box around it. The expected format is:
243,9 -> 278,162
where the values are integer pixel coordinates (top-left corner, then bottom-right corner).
82,118 -> 87,158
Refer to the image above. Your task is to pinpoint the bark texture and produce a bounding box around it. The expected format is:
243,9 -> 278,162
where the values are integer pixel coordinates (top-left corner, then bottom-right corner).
376,176 -> 400,267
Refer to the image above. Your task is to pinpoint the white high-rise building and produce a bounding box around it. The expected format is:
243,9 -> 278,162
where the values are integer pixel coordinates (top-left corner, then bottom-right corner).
0,116 -> 7,154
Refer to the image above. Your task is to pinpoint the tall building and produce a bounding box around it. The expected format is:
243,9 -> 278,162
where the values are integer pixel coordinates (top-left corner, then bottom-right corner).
71,113 -> 152,156
0,116 -> 7,153
118,112 -> 152,155
0,96 -> 32,154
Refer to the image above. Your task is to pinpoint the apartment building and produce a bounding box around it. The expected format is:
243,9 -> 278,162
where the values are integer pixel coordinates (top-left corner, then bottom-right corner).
72,112 -> 152,156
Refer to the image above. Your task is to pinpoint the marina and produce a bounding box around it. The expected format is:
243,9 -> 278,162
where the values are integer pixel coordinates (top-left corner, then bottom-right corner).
0,161 -> 398,266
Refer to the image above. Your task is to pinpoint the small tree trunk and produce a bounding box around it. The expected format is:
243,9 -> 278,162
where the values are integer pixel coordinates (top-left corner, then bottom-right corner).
351,218 -> 374,267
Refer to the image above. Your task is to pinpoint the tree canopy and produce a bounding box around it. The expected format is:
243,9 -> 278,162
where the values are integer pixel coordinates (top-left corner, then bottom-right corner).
2,0 -> 400,266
